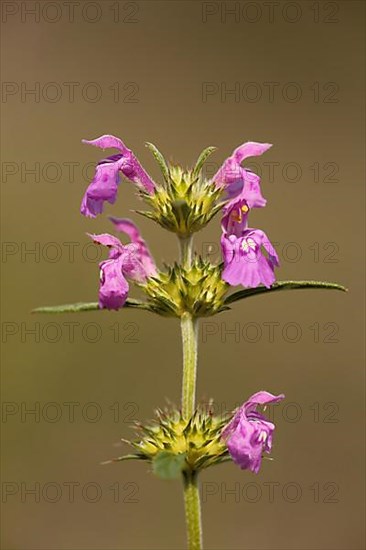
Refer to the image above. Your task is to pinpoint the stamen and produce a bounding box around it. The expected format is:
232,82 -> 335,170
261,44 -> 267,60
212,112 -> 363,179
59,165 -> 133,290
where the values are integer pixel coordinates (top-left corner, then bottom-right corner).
231,209 -> 242,223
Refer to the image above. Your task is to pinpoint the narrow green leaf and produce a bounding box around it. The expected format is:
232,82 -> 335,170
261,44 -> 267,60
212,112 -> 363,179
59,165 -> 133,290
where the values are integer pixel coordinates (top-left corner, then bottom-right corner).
32,298 -> 153,314
101,454 -> 147,465
201,454 -> 232,469
134,209 -> 158,222
152,451 -> 187,480
32,302 -> 99,314
205,201 -> 228,222
124,298 -> 155,311
224,280 -> 347,305
145,142 -> 170,183
192,146 -> 217,179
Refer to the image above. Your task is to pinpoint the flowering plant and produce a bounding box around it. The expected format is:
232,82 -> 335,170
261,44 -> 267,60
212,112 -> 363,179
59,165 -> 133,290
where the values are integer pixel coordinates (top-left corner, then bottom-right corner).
35,135 -> 346,549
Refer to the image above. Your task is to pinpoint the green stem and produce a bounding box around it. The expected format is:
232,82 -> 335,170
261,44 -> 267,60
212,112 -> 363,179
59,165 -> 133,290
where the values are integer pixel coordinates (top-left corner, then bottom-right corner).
179,235 -> 193,268
180,313 -> 202,548
183,471 -> 202,550
181,312 -> 198,419
178,234 -> 203,549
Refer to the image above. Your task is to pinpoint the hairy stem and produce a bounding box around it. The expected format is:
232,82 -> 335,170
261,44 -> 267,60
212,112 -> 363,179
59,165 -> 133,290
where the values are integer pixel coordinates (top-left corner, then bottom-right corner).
183,471 -> 202,550
181,315 -> 202,549
179,235 -> 193,268
178,234 -> 202,549
181,312 -> 198,419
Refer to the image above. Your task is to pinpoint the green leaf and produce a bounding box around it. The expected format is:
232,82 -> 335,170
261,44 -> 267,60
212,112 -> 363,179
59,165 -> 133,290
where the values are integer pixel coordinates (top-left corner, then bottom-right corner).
101,454 -> 147,465
205,200 -> 228,222
145,142 -> 170,184
201,454 -> 232,469
192,146 -> 217,179
32,302 -> 99,314
152,451 -> 187,480
124,298 -> 154,311
134,209 -> 158,222
224,280 -> 347,305
32,298 -> 153,314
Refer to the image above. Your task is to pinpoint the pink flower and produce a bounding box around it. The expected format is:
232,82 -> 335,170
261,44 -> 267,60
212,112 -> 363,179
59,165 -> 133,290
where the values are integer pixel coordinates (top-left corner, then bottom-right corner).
219,141 -> 279,288
213,141 -> 271,203
222,391 -> 285,474
109,217 -> 157,278
81,135 -> 155,218
89,220 -> 156,310
221,229 -> 279,289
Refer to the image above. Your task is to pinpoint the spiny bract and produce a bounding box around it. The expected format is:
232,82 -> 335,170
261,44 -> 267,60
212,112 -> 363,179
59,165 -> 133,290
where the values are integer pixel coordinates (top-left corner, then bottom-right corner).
111,405 -> 232,475
137,164 -> 225,237
140,257 -> 229,317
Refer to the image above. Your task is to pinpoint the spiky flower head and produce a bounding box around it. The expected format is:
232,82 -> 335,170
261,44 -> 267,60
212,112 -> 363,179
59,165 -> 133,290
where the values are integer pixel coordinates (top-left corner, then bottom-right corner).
140,257 -> 229,317
137,144 -> 225,237
107,405 -> 231,478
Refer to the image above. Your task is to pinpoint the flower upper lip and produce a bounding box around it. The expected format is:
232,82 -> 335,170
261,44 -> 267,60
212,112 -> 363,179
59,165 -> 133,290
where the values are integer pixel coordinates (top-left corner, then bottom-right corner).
212,141 -> 272,203
80,134 -> 155,218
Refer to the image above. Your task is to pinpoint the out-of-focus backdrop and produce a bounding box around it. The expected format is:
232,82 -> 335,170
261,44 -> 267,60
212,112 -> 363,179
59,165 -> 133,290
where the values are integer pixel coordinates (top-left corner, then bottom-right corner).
1,1 -> 365,549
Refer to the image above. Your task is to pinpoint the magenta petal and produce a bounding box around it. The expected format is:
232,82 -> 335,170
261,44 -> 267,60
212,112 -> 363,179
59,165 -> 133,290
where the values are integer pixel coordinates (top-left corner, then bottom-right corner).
233,142 -> 272,164
213,141 -> 272,201
240,251 -> 275,288
83,135 -> 155,193
80,162 -> 121,218
89,232 -> 149,284
99,257 -> 129,310
87,232 -> 124,259
222,391 -> 284,474
244,391 -> 285,411
221,234 -> 236,265
221,236 -> 246,286
225,421 -> 263,473
118,245 -> 151,283
213,158 -> 242,191
81,193 -> 103,218
221,229 -> 279,289
241,171 -> 267,208
118,155 -> 155,194
82,134 -> 129,154
88,232 -> 123,250
81,135 -> 155,218
109,217 -> 141,241
259,232 -> 280,267
249,229 -> 280,269
109,217 -> 157,277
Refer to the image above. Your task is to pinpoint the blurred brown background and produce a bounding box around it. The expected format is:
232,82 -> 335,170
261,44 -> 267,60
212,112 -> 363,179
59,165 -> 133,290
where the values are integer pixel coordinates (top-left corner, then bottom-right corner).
1,1 -> 365,549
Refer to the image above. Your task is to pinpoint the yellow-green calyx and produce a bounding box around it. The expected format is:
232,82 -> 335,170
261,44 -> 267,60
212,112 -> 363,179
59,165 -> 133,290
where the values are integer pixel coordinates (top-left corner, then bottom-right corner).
137,164 -> 225,237
110,406 -> 231,477
140,257 -> 229,317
